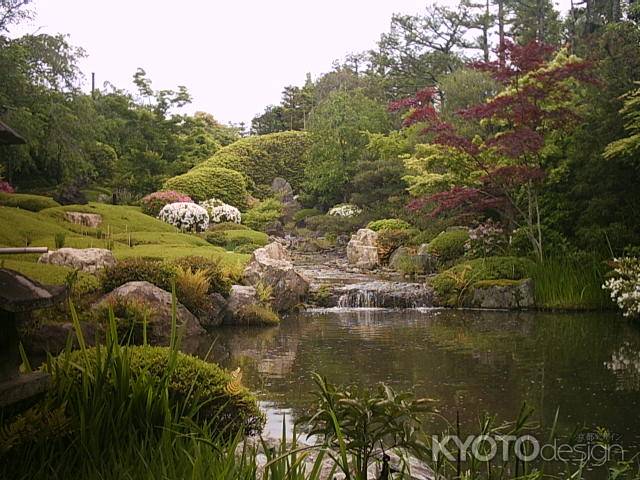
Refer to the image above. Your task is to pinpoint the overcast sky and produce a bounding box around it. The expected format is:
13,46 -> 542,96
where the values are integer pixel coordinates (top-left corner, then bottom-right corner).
16,0 -> 569,126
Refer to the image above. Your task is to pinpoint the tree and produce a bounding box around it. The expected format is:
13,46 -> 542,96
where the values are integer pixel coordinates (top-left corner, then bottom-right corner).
370,3 -> 470,99
393,42 -> 594,260
603,82 -> 640,161
250,105 -> 288,135
0,0 -> 32,32
304,89 -> 390,208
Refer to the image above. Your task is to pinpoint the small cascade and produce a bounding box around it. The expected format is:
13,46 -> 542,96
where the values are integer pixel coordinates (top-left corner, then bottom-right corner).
335,281 -> 433,309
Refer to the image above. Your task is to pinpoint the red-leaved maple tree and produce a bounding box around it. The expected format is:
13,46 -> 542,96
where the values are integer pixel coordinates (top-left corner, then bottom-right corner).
391,40 -> 594,260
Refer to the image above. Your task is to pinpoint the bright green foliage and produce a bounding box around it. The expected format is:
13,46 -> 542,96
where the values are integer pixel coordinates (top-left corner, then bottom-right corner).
242,198 -> 283,231
48,345 -> 265,436
604,82 -> 640,161
430,256 -> 535,306
300,373 -> 431,480
171,256 -> 232,297
426,229 -> 470,266
163,166 -> 248,205
367,218 -> 411,232
235,304 -> 281,326
0,192 -> 60,211
304,89 -> 390,208
193,131 -> 310,194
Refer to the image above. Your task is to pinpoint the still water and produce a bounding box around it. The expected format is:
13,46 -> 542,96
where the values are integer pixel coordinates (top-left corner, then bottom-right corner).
196,308 -> 640,449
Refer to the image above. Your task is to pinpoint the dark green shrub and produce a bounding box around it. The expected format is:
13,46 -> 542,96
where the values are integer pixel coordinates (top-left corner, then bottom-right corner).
49,345 -> 265,436
243,198 -> 283,231
426,229 -> 470,267
196,131 -> 310,193
54,233 -> 66,249
208,222 -> 249,231
100,258 -> 177,293
376,229 -> 414,263
367,218 -> 411,232
205,231 -> 227,247
234,243 -> 261,254
0,192 -> 61,211
163,166 -> 248,205
304,214 -> 365,235
293,208 -> 322,224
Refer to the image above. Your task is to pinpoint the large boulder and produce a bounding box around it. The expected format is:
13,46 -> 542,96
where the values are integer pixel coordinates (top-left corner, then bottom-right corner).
389,247 -> 436,275
466,279 -> 535,309
346,229 -> 379,270
63,211 -> 102,228
39,248 -> 116,273
270,177 -> 294,202
95,281 -> 204,343
243,242 -> 309,312
224,285 -> 260,325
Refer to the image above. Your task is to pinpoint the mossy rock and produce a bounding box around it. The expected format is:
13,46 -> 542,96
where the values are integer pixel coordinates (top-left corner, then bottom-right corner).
425,229 -> 470,267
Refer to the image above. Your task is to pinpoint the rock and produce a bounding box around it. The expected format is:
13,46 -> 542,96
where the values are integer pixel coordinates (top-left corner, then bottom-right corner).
38,248 -> 116,274
346,229 -> 379,270
63,211 -> 102,228
281,198 -> 301,223
264,220 -> 285,237
198,292 -> 227,329
225,285 -> 260,325
270,177 -> 294,202
20,321 -> 98,356
389,247 -> 437,275
466,279 -> 535,309
95,281 -> 204,343
243,242 -> 309,312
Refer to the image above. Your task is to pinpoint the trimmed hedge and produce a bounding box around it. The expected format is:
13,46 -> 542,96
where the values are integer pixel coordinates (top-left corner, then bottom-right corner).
426,229 -> 470,267
0,192 -> 60,212
192,131 -> 310,194
243,198 -> 283,231
163,166 -> 247,206
367,218 -> 411,232
49,345 -> 265,436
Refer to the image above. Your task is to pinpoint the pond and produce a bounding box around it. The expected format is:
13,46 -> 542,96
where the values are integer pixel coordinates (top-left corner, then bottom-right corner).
194,308 -> 640,451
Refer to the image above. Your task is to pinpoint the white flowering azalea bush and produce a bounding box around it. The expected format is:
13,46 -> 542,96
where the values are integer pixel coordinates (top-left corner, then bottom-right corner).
603,257 -> 640,318
328,203 -> 362,218
200,198 -> 242,224
158,202 -> 209,232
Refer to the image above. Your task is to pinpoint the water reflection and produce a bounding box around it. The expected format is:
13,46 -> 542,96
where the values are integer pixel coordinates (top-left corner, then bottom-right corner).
189,309 -> 640,448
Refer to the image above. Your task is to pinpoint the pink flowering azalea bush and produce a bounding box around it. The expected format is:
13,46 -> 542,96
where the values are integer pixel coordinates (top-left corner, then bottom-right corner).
141,190 -> 193,217
0,180 -> 15,193
464,219 -> 508,258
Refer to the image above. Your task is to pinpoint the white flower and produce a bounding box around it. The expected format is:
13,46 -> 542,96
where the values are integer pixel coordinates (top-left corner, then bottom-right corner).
603,257 -> 640,319
328,203 -> 362,218
158,202 -> 209,232
199,198 -> 241,224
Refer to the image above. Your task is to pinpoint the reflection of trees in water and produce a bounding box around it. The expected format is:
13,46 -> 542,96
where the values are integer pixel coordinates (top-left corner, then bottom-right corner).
605,341 -> 640,391
189,309 -> 640,443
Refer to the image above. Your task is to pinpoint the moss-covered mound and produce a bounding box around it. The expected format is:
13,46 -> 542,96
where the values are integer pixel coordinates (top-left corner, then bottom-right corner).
192,131 -> 310,194
163,166 -> 248,205
430,256 -> 535,307
425,229 -> 470,267
0,192 -> 60,211
48,345 -> 265,436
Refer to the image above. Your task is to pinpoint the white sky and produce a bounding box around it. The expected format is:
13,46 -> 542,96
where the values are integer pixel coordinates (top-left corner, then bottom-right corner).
15,0 -> 570,126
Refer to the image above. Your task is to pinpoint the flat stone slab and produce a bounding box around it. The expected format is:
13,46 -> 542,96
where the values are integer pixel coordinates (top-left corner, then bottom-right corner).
63,211 -> 102,227
0,268 -> 67,313
0,371 -> 51,407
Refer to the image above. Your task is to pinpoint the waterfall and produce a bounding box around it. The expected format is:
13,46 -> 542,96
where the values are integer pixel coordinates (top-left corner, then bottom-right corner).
335,281 -> 433,309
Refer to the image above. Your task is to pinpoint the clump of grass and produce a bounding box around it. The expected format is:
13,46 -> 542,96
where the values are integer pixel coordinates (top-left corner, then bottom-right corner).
531,256 -> 612,310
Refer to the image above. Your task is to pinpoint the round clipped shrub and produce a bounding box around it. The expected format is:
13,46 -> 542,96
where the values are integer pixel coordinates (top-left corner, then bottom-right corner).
140,190 -> 193,217
200,198 -> 242,224
328,203 -> 362,217
194,131 -> 310,194
158,202 -> 209,232
234,243 -> 261,254
426,229 -> 470,266
48,345 -> 265,436
367,218 -> 411,232
0,192 -> 60,212
100,258 -> 177,293
243,198 -> 283,231
163,166 -> 248,206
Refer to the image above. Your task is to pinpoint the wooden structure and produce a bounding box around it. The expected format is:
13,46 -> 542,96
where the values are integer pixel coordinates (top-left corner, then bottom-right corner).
0,268 -> 67,407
